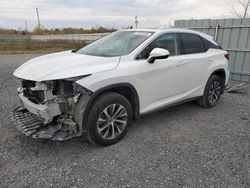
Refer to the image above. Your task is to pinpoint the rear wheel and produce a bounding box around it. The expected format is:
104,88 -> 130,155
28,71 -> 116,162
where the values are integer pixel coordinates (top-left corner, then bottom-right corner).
86,92 -> 133,146
197,75 -> 222,108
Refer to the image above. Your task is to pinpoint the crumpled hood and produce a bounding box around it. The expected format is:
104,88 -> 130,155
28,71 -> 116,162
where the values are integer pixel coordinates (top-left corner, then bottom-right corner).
13,50 -> 120,81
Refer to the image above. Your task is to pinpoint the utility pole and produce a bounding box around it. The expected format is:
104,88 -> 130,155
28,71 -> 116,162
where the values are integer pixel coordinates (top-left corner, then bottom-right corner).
135,15 -> 138,28
168,22 -> 172,28
36,7 -> 41,29
25,20 -> 28,32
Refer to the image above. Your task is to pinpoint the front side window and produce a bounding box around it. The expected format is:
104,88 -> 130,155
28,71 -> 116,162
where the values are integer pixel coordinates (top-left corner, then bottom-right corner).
180,33 -> 206,54
77,31 -> 153,57
136,33 -> 181,60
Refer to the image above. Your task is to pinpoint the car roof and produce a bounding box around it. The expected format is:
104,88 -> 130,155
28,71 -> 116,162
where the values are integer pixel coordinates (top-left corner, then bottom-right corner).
120,28 -> 216,45
120,28 -> 159,33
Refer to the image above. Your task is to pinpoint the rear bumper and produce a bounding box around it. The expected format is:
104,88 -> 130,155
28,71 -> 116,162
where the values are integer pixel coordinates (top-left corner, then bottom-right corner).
18,93 -> 61,124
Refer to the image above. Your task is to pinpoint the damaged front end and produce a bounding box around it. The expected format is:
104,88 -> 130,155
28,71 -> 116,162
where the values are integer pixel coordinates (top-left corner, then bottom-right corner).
11,79 -> 92,141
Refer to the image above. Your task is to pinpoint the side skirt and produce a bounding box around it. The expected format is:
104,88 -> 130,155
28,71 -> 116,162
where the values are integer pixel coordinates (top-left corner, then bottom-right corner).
140,97 -> 200,117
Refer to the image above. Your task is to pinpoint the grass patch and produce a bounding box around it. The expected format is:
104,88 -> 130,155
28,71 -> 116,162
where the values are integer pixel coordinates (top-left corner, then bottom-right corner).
0,40 -> 87,54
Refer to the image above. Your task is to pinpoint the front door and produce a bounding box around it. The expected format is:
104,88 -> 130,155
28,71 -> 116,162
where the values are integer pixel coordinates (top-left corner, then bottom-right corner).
136,33 -> 187,113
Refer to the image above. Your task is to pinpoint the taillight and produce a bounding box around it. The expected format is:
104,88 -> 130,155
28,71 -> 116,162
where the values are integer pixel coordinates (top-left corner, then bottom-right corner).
224,53 -> 229,60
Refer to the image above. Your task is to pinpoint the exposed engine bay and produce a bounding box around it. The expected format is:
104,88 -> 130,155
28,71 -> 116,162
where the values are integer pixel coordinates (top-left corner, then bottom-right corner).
12,79 -> 92,141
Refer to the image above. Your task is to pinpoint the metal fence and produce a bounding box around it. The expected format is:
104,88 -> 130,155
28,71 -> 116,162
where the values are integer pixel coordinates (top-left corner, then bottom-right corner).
31,33 -> 108,43
0,33 -> 109,43
175,18 -> 250,82
0,35 -> 30,41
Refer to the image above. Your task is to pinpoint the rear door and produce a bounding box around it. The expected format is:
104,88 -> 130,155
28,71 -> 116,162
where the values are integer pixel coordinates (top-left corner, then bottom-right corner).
179,33 -> 210,94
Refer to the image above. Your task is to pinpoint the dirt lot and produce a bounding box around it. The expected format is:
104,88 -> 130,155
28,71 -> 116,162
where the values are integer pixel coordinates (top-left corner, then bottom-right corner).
0,54 -> 249,187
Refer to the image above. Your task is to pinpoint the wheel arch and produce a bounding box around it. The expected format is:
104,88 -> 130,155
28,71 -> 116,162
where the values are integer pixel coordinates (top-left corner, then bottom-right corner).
83,83 -> 140,129
210,68 -> 226,92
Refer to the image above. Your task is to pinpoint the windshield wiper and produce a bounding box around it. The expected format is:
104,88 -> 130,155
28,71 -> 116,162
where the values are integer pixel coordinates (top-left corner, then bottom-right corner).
71,49 -> 79,53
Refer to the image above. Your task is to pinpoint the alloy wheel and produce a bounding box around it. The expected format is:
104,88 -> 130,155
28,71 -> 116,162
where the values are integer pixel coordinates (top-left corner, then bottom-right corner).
97,103 -> 128,140
208,80 -> 221,104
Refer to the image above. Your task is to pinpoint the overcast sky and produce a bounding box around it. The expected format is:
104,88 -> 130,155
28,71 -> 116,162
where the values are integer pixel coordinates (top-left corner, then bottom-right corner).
0,0 -> 245,30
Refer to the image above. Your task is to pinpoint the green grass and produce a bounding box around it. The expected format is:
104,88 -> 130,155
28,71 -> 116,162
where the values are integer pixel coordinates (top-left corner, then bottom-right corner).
0,40 -> 87,54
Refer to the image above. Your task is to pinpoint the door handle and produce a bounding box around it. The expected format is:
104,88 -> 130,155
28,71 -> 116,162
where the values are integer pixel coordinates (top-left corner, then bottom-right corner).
177,61 -> 187,67
208,57 -> 215,61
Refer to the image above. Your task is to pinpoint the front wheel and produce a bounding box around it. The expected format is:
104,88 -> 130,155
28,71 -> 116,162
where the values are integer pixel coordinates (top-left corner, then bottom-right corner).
197,75 -> 223,108
86,92 -> 133,146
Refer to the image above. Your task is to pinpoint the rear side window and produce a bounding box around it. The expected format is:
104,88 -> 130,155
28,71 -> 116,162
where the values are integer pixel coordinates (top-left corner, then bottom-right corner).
201,37 -> 222,50
180,33 -> 206,54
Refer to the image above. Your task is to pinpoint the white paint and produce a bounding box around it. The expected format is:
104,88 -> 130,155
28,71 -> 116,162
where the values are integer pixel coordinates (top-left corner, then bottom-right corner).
13,50 -> 120,81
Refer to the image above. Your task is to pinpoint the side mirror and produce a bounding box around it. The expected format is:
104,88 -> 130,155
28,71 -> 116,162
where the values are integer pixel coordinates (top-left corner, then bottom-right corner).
147,48 -> 170,64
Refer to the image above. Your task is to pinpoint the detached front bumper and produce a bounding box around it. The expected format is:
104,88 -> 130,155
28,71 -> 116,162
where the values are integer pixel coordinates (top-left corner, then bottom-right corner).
11,106 -> 79,141
11,79 -> 90,141
18,93 -> 61,124
11,92 -> 80,141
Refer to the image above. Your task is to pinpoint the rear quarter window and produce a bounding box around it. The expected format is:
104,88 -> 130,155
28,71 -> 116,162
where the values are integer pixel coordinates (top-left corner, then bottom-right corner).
201,37 -> 222,50
180,33 -> 206,54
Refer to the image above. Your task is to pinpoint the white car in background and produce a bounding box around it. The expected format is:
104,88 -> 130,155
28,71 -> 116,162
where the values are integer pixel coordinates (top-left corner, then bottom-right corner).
12,28 -> 230,146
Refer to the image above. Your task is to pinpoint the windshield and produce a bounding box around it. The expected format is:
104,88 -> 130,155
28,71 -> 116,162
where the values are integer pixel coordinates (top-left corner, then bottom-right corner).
76,31 -> 153,57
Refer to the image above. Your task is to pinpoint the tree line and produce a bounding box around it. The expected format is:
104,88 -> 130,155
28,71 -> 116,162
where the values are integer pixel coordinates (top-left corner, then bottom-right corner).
0,26 -> 117,35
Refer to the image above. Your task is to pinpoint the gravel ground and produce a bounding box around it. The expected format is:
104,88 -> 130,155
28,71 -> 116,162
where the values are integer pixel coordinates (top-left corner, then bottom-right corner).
0,54 -> 249,188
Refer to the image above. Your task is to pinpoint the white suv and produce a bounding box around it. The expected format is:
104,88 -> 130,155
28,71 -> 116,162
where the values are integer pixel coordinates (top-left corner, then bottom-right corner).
12,28 -> 230,146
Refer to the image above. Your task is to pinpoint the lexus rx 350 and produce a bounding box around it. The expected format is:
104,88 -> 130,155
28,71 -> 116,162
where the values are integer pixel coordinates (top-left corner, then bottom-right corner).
12,28 -> 230,146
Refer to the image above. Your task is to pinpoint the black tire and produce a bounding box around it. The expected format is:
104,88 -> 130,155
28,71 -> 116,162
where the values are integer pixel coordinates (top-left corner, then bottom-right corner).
86,92 -> 133,146
197,75 -> 223,108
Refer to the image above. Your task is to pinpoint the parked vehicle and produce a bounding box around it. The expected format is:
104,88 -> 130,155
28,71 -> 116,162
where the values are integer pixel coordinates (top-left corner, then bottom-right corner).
12,28 -> 230,146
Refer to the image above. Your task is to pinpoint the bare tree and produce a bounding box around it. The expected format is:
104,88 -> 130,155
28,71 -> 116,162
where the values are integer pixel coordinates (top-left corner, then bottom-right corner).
231,0 -> 250,18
